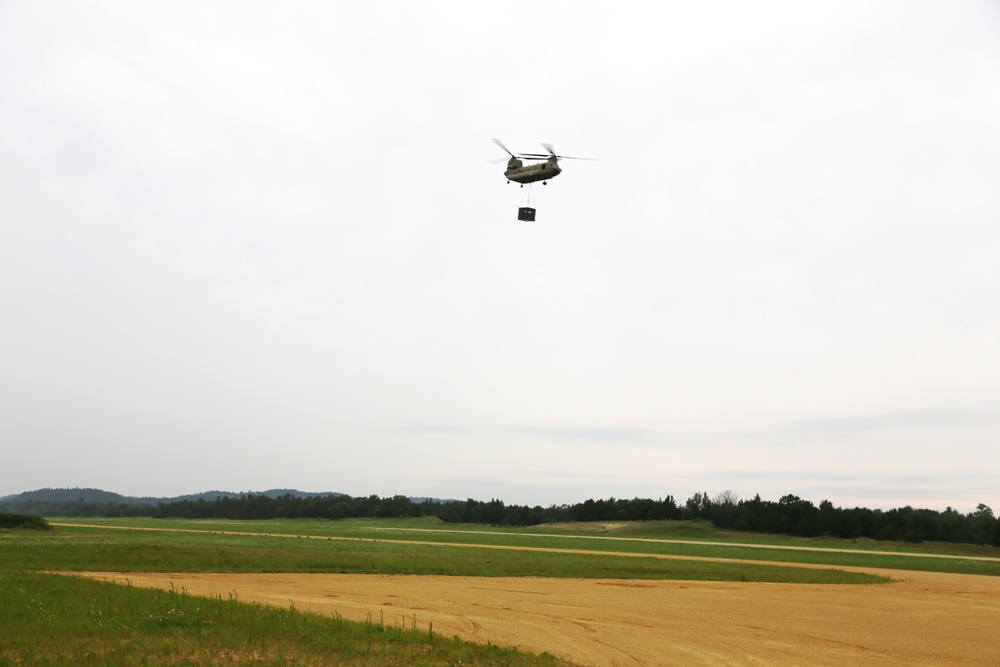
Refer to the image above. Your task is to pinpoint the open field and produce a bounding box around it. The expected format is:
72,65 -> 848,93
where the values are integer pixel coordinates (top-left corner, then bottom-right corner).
5,517 -> 1000,665
81,568 -> 1000,667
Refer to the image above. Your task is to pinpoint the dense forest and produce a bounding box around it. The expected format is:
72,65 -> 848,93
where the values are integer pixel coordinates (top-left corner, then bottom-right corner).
4,489 -> 999,547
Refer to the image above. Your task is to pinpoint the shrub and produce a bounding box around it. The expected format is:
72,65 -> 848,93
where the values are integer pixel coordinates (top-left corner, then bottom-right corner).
0,513 -> 50,530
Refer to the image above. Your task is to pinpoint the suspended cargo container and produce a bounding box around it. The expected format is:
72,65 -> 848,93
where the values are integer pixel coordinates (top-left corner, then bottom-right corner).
517,206 -> 536,222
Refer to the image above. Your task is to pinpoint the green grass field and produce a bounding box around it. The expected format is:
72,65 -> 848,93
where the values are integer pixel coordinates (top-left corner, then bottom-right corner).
44,515 -> 1000,577
3,516 -> 999,665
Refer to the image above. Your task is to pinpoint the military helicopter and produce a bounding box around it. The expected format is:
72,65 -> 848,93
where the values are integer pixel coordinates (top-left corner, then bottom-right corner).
491,138 -> 595,187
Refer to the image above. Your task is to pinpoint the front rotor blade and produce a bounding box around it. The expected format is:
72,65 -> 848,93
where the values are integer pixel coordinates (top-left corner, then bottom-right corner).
491,138 -> 515,157
541,142 -> 558,157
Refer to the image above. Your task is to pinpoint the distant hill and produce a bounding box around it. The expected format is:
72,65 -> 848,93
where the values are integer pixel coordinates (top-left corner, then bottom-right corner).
0,487 -> 345,511
0,488 -> 162,505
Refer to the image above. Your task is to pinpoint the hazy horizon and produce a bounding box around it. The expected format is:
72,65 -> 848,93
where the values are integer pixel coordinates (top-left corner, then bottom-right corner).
0,483 -> 991,514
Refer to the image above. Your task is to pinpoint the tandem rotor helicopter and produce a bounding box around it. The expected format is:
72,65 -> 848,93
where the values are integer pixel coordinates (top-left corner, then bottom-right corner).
490,138 -> 595,221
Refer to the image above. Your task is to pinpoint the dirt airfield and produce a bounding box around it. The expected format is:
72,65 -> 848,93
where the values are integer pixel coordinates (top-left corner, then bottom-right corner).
82,564 -> 1000,667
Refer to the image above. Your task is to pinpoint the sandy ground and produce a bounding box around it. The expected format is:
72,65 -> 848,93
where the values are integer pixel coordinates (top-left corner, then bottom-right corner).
80,567 -> 1000,667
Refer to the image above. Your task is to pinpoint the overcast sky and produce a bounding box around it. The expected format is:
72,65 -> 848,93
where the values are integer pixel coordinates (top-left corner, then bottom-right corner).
2,1 -> 999,512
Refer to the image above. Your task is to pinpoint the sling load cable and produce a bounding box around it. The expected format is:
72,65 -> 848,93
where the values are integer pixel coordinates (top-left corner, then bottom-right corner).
517,182 -> 537,222
521,182 -> 535,207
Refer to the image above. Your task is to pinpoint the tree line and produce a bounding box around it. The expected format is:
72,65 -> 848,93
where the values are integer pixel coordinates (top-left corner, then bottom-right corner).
5,491 -> 999,546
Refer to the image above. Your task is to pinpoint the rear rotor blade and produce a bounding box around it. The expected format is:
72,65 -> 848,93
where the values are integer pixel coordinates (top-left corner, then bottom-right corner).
534,142 -> 597,160
520,153 -> 598,161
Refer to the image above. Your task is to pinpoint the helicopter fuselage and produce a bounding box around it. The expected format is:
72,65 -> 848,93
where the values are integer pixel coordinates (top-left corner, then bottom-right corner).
504,157 -> 562,184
